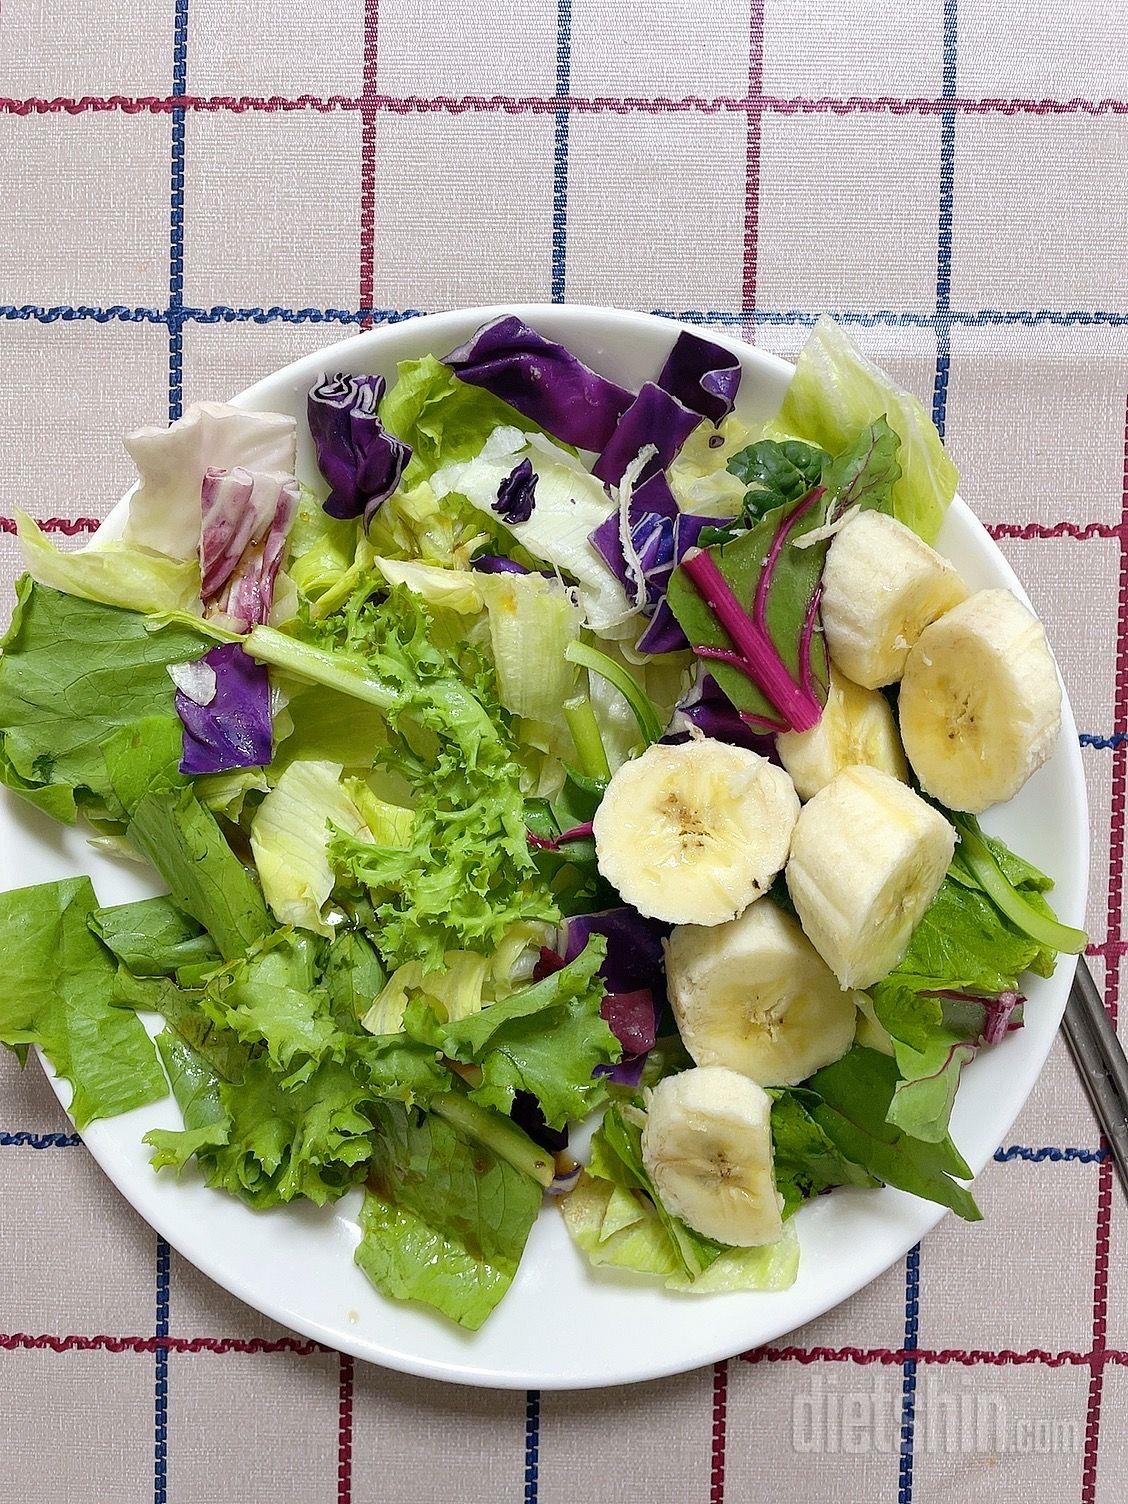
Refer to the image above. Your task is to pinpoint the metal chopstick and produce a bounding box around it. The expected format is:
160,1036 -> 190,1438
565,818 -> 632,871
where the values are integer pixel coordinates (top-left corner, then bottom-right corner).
1060,956 -> 1128,1197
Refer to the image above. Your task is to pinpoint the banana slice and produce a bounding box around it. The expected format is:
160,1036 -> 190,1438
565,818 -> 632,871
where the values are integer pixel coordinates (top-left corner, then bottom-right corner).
899,588 -> 1062,814
785,765 -> 956,989
592,740 -> 800,926
777,666 -> 908,800
666,902 -> 859,1085
641,1066 -> 783,1246
821,511 -> 968,689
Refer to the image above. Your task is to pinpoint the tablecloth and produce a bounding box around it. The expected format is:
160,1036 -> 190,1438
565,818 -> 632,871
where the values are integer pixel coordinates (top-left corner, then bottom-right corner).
0,0 -> 1125,1499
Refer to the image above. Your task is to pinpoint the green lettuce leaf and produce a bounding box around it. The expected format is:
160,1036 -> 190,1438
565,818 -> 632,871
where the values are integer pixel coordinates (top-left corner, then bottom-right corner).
869,985 -> 987,1144
726,439 -> 827,524
0,877 -> 168,1128
770,1091 -> 879,1218
16,510 -> 201,616
561,1171 -> 800,1293
0,579 -> 208,818
112,970 -> 248,1083
404,938 -> 616,1129
805,1047 -> 981,1220
885,877 -> 1053,995
764,316 -> 957,543
146,1042 -> 376,1208
355,1098 -> 543,1330
249,759 -> 370,936
380,354 -> 549,489
125,787 -> 273,961
90,895 -> 220,977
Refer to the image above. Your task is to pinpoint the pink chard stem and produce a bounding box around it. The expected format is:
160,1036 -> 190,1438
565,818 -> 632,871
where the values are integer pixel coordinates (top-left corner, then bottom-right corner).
681,546 -> 822,733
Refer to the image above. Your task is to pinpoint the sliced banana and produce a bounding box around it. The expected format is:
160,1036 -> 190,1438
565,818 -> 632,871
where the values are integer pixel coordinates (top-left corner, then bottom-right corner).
592,740 -> 800,926
785,765 -> 956,989
777,666 -> 908,800
899,588 -> 1062,814
666,902 -> 859,1085
641,1066 -> 783,1246
821,511 -> 968,689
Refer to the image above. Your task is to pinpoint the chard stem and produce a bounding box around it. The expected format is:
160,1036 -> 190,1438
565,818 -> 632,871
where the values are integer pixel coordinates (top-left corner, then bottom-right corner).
681,548 -> 822,733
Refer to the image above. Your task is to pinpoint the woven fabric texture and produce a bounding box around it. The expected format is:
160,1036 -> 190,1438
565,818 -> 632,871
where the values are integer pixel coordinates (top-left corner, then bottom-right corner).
0,0 -> 1125,1500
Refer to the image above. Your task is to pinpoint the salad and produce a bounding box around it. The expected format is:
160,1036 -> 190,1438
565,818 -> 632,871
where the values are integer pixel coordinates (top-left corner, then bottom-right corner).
0,313 -> 1086,1332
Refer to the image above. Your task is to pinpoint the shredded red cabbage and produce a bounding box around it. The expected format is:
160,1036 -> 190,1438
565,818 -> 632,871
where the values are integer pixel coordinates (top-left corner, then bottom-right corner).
200,469 -> 299,629
444,315 -> 633,451
176,643 -> 273,775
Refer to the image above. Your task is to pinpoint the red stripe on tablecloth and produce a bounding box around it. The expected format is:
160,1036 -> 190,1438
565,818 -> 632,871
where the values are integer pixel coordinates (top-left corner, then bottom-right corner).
710,1358 -> 728,1504
740,4 -> 765,323
358,0 -> 380,325
337,1353 -> 354,1504
0,1332 -> 326,1353
0,94 -> 1124,117
1081,392 -> 1128,1503
0,516 -> 100,535
741,1344 -> 1106,1367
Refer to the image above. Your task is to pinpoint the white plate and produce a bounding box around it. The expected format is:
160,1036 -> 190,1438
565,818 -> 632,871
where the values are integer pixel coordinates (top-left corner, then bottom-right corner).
7,305 -> 1087,1390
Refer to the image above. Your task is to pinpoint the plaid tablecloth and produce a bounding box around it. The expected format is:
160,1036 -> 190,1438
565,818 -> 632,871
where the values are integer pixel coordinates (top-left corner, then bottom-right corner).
0,0 -> 1125,1499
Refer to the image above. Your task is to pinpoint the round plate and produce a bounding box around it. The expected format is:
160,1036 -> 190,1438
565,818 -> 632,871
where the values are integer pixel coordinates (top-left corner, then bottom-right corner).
10,305 -> 1087,1389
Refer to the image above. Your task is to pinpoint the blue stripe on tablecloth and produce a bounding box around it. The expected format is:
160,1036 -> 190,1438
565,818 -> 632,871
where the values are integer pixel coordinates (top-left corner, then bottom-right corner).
931,0 -> 958,430
551,0 -> 572,303
898,1244 -> 921,1503
524,1388 -> 540,1503
2,303 -> 1126,328
154,8 -> 187,1500
154,1236 -> 171,1504
0,1131 -> 82,1147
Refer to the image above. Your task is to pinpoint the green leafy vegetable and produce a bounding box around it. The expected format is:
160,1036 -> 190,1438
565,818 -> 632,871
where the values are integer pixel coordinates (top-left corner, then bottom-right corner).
0,579 -> 208,818
16,510 -> 201,616
0,877 -> 168,1128
355,1098 -> 543,1330
950,814 -> 1086,958
763,316 -> 957,543
125,787 -> 273,961
770,1091 -> 879,1218
726,439 -> 827,524
805,1047 -> 981,1221
404,938 -> 616,1128
90,895 -> 220,977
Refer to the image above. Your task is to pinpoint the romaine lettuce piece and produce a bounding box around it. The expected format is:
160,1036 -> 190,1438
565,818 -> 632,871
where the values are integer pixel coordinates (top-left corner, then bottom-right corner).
355,1098 -> 543,1330
0,580 -> 209,819
404,937 -> 616,1128
90,894 -> 220,977
476,570 -> 582,732
0,877 -> 168,1128
125,786 -> 273,960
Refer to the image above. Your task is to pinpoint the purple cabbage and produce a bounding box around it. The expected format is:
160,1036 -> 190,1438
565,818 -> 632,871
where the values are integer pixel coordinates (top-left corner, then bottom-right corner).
444,315 -> 633,451
200,468 -> 299,629
176,643 -> 273,776
562,906 -> 668,996
631,511 -> 717,655
470,553 -> 531,575
590,507 -> 676,611
493,457 -> 538,524
592,382 -> 701,487
669,673 -> 779,757
657,331 -> 742,424
600,988 -> 658,1055
307,373 -> 411,524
